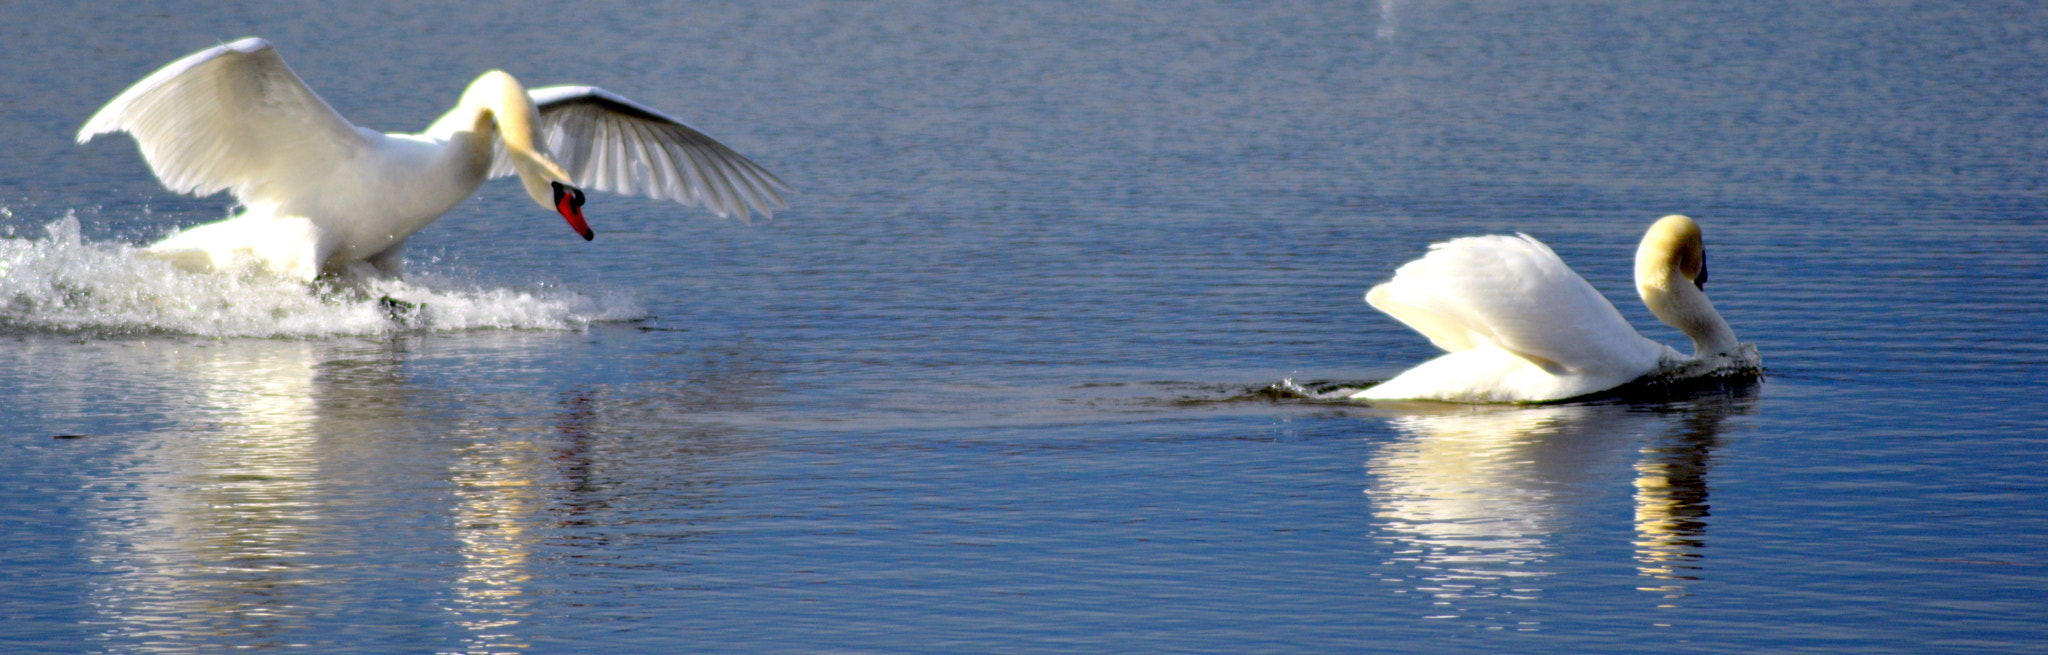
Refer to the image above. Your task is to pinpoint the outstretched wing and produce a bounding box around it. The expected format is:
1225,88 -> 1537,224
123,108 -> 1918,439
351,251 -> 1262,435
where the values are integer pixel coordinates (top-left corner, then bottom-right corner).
77,38 -> 368,204
1366,234 -> 1647,374
490,86 -> 789,221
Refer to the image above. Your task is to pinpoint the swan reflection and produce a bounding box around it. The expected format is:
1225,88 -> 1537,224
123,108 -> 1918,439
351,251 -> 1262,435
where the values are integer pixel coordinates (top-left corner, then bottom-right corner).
54,332 -> 770,652
446,424 -> 545,653
81,339 -> 329,649
1631,388 -> 1754,602
1368,404 -> 1636,629
1364,384 -> 1756,626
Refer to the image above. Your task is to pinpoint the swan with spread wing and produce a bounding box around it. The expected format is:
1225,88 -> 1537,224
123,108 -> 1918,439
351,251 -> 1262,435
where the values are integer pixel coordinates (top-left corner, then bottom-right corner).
78,38 -> 788,281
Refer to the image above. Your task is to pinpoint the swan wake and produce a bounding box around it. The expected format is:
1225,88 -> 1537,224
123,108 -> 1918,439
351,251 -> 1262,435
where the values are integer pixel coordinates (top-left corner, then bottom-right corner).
0,214 -> 643,338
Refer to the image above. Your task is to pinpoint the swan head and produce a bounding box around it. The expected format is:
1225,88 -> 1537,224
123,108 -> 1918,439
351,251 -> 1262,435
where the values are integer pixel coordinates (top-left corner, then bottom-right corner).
460,71 -> 593,241
1636,215 -> 1744,363
1636,214 -> 1706,292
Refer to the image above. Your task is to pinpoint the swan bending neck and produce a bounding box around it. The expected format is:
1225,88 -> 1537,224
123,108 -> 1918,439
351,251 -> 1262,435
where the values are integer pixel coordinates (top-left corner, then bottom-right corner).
435,70 -> 574,211
1645,283 -> 1740,360
1635,215 -> 1741,361
1681,300 -> 1741,360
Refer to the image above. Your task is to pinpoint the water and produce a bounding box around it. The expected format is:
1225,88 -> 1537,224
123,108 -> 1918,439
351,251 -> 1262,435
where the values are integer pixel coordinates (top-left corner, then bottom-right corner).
4,1 -> 2047,652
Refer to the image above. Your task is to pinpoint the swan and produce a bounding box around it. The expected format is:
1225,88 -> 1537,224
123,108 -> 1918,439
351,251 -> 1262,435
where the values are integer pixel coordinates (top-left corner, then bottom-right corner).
76,38 -> 788,281
1351,214 -> 1759,403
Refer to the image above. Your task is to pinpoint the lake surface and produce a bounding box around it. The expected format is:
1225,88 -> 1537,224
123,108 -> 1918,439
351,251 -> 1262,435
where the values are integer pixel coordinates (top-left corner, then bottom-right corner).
4,1 -> 2047,652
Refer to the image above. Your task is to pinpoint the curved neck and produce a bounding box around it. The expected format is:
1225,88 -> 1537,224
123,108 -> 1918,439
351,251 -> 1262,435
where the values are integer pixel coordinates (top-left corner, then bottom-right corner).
427,70 -> 571,211
1639,276 -> 1740,360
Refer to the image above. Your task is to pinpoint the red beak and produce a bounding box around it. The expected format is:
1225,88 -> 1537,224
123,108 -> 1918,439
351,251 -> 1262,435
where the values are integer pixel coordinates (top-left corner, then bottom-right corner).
552,181 -> 593,241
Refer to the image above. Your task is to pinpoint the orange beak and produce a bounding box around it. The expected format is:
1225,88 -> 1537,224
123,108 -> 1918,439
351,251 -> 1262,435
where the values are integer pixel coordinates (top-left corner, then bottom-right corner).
552,181 -> 592,241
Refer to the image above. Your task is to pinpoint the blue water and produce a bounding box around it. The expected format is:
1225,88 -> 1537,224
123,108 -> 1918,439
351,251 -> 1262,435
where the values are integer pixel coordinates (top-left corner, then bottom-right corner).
4,1 -> 2047,652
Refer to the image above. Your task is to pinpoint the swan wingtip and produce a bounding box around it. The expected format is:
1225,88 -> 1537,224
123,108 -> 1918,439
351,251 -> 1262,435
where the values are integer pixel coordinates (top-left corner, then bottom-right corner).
224,37 -> 271,52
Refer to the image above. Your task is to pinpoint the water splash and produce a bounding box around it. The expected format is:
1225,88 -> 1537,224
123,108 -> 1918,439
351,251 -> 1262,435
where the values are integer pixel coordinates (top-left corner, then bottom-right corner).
0,215 -> 643,337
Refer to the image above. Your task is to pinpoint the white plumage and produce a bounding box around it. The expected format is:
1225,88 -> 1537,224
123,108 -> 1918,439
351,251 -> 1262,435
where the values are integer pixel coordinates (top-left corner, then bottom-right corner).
496,86 -> 786,221
78,38 -> 787,281
1353,215 -> 1758,403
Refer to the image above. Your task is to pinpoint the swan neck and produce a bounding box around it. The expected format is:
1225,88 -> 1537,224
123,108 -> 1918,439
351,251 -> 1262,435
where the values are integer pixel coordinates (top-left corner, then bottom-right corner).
1635,215 -> 1741,360
1639,272 -> 1740,360
1679,291 -> 1739,358
457,70 -> 571,210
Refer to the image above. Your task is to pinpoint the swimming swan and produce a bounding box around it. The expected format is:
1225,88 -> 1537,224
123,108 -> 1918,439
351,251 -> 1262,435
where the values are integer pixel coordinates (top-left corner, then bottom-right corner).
77,38 -> 788,281
1351,215 -> 1759,403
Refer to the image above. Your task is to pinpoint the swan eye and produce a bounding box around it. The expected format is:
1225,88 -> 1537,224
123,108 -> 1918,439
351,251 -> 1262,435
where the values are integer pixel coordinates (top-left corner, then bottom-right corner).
1695,253 -> 1709,290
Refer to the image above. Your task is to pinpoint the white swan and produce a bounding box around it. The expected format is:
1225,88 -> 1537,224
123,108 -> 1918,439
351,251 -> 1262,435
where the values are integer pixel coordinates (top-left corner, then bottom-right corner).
1351,215 -> 1759,403
77,38 -> 788,281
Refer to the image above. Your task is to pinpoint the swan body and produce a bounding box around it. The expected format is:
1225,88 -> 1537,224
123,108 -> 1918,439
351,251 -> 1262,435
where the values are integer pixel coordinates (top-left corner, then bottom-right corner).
1352,215 -> 1758,403
77,38 -> 788,281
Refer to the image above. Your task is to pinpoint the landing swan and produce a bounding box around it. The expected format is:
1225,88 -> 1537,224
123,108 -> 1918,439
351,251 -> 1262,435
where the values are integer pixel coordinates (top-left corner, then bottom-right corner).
77,38 -> 788,281
1351,215 -> 1759,403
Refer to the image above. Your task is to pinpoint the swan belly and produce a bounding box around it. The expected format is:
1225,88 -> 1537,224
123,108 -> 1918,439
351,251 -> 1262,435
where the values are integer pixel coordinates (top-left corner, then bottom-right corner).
139,192 -> 454,282
142,210 -> 329,281
1352,341 -> 1670,403
140,207 -> 430,282
141,132 -> 487,282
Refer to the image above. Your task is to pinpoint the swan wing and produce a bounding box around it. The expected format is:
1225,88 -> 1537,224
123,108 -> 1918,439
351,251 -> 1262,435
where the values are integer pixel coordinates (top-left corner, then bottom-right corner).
1367,234 -> 1648,374
76,38 -> 367,203
490,86 -> 789,220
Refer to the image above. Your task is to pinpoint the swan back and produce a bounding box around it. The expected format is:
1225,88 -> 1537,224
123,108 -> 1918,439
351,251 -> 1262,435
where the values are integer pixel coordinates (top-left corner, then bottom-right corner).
1367,234 -> 1665,378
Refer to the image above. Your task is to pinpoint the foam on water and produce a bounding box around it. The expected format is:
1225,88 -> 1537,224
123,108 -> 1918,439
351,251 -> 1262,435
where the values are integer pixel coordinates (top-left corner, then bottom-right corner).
0,214 -> 644,337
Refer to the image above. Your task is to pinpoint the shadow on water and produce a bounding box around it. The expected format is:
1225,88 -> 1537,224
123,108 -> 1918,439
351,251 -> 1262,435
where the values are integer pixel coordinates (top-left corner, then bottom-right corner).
1214,369 -> 1765,406
26,332 -> 778,652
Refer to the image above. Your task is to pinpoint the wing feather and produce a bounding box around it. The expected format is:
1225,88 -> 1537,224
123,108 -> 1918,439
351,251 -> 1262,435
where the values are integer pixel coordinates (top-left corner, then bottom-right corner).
76,38 -> 366,204
1366,234 -> 1650,374
492,86 -> 789,220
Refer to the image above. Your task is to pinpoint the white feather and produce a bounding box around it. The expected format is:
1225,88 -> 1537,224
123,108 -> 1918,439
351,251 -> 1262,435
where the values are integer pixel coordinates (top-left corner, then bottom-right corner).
77,38 -> 367,206
77,38 -> 787,281
492,86 -> 790,221
1353,215 -> 1761,404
